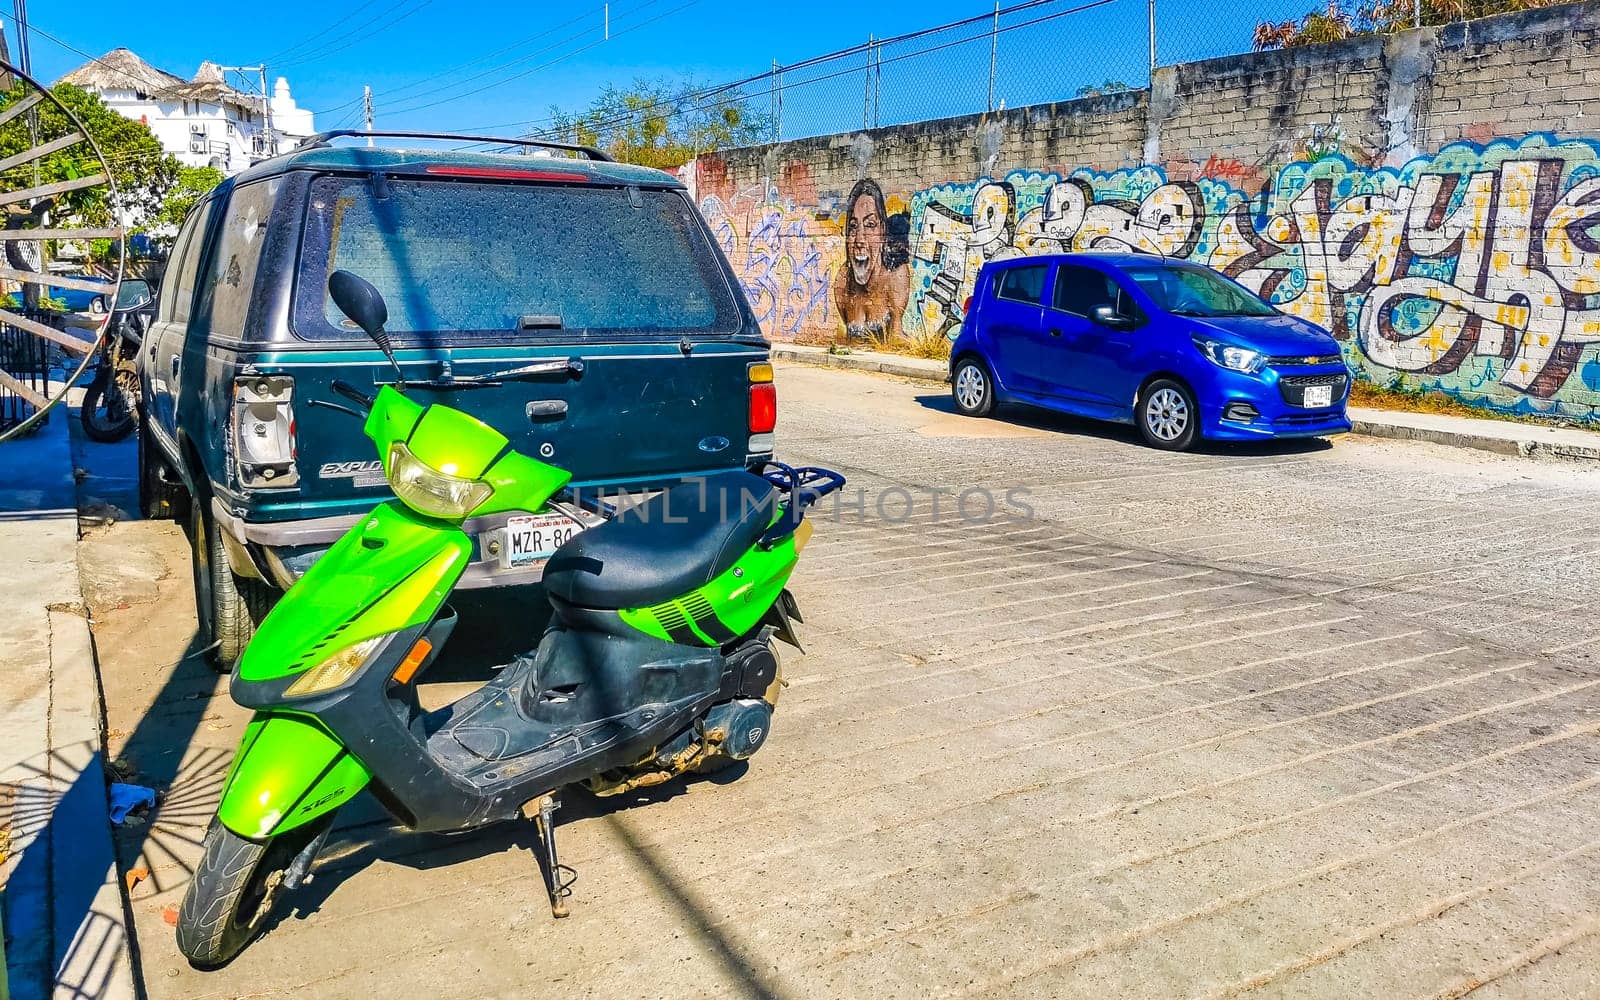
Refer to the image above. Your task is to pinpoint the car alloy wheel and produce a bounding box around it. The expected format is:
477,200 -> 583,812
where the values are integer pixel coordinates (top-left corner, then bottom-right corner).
952,359 -> 994,417
1145,387 -> 1189,442
955,365 -> 986,410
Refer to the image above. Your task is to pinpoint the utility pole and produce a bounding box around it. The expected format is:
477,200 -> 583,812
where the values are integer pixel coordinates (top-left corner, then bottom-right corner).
217,64 -> 275,157
260,65 -> 275,156
11,0 -> 31,75
364,86 -> 374,146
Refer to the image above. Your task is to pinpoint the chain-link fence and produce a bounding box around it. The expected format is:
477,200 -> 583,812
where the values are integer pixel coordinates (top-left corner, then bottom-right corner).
532,0 -> 1554,149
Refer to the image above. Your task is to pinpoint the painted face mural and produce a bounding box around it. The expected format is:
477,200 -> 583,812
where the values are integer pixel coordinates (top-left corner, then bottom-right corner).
834,179 -> 911,342
706,134 -> 1600,421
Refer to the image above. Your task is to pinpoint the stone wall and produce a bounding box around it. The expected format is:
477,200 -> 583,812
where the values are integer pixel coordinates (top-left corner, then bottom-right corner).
690,1 -> 1600,423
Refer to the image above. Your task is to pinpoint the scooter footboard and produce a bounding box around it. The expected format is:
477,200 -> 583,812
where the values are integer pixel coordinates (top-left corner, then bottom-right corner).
218,711 -> 371,839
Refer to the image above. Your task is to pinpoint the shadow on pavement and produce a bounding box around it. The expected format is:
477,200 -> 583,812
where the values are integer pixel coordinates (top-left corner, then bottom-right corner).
913,391 -> 1335,456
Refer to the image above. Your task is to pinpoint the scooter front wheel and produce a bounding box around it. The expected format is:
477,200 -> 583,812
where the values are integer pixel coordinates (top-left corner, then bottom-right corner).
177,817 -> 331,967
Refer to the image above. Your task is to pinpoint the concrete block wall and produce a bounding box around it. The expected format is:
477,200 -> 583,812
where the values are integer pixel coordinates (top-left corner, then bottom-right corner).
692,1 -> 1600,422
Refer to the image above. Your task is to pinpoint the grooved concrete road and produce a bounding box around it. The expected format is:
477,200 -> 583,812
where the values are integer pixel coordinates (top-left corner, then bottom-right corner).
77,362 -> 1600,999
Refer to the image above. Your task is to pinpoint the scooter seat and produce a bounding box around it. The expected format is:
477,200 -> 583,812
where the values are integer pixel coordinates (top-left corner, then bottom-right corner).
543,471 -> 776,610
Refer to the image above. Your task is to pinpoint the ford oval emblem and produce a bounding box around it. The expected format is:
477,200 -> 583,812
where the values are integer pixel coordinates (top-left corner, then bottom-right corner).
698,435 -> 730,453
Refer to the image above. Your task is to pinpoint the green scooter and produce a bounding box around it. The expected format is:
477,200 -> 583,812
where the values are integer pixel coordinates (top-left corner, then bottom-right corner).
177,271 -> 843,967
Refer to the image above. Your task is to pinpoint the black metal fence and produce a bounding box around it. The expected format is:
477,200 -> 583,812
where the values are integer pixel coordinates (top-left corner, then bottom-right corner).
0,309 -> 61,434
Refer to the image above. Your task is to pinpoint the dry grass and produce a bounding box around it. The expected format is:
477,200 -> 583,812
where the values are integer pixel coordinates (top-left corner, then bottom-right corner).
1348,380 -> 1555,426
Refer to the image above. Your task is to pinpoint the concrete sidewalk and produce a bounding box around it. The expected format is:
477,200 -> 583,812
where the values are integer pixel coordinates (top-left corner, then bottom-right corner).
0,401 -> 136,1000
772,343 -> 1600,461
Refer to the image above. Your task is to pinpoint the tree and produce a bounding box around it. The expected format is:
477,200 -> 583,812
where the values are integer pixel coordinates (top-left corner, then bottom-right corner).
1255,0 -> 1563,48
0,82 -> 179,229
157,165 -> 225,234
544,77 -> 772,169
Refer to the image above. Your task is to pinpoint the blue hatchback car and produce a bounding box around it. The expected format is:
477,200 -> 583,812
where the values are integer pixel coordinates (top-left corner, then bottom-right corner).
948,253 -> 1353,450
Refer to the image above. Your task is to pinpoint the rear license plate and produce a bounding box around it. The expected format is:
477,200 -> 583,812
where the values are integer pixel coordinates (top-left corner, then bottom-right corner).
1302,385 -> 1333,408
499,513 -> 584,569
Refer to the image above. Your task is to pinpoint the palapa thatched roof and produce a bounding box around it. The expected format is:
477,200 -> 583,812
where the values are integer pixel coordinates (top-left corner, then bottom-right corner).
56,51 -> 260,111
57,48 -> 184,96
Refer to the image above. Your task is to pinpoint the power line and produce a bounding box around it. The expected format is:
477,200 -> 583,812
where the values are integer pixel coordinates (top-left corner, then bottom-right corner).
260,0 -> 386,65
0,8 -> 158,91
479,0 -> 1111,143
276,0 -> 435,71
377,0 -> 669,119
367,5 -> 610,106
382,0 -> 694,121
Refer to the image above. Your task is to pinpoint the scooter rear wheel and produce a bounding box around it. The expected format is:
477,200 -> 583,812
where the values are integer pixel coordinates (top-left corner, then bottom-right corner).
177,817 -> 331,968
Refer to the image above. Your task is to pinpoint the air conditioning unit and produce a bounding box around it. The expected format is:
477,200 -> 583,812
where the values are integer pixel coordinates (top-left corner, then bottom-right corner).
190,122 -> 207,135
189,139 -> 208,154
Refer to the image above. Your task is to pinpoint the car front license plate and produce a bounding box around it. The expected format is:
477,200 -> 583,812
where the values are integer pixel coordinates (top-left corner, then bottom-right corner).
1303,385 -> 1333,408
499,513 -> 584,569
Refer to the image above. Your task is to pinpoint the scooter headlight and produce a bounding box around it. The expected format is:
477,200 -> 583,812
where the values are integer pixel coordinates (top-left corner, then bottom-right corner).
386,442 -> 494,518
284,635 -> 386,697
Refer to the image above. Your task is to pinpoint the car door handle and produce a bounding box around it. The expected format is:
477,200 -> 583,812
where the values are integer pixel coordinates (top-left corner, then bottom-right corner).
526,399 -> 569,421
169,355 -> 180,377
1049,328 -> 1063,337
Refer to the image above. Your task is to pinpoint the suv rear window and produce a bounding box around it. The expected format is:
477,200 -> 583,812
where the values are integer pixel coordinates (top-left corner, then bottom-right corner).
292,175 -> 740,342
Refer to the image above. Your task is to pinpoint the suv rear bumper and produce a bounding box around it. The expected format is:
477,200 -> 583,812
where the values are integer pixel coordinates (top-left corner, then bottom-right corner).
211,499 -> 607,592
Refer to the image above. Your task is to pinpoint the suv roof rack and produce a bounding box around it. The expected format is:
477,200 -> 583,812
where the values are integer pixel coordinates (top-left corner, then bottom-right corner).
295,130 -> 614,162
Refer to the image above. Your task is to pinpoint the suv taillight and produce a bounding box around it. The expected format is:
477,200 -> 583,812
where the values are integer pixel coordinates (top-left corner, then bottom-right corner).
748,361 -> 776,453
232,375 -> 297,488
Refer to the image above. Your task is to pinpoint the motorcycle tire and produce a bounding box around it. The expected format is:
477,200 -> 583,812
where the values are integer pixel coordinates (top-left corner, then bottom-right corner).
177,816 -> 332,968
80,374 -> 137,442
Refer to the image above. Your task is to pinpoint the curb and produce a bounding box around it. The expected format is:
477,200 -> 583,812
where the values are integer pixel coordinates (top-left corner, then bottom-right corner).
0,401 -> 138,1000
773,346 -> 1600,463
1348,417 -> 1600,462
48,607 -> 138,1000
771,346 -> 947,384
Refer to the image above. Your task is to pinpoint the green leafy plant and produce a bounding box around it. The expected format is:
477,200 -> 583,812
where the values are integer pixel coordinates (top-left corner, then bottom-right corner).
1255,0 -> 1565,48
545,76 -> 772,169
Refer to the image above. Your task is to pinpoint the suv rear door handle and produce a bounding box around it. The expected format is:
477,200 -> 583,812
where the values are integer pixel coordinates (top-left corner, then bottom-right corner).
526,399 -> 568,421
1049,328 -> 1063,337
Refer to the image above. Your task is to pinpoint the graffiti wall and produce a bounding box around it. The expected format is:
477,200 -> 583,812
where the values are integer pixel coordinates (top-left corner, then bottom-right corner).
702,133 -> 1600,423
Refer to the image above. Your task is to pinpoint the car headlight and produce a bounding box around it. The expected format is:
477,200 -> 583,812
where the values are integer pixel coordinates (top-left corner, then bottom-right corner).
284,635 -> 387,697
1194,337 -> 1265,374
386,442 -> 494,518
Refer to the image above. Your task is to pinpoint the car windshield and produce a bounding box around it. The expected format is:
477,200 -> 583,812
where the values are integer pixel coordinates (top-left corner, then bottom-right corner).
293,174 -> 740,342
1123,265 -> 1276,318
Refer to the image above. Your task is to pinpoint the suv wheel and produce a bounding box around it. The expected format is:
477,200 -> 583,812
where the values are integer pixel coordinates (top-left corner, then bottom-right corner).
137,410 -> 189,521
1138,378 -> 1199,451
952,357 -> 995,417
191,501 -> 274,672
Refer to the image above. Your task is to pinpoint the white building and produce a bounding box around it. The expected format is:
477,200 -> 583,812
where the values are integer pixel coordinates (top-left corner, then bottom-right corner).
58,49 -> 316,175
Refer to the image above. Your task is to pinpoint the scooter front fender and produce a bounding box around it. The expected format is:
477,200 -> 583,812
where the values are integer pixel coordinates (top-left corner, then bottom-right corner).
217,711 -> 371,839
239,501 -> 471,684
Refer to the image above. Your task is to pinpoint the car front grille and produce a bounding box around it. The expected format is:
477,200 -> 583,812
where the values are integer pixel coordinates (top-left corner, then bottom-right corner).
1268,353 -> 1344,367
1278,372 -> 1349,407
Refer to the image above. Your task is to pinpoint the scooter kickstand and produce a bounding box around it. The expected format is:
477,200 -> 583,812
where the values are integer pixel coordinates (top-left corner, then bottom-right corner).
524,794 -> 576,918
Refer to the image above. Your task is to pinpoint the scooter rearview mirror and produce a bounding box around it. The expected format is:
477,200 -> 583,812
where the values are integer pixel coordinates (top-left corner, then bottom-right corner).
328,269 -> 406,387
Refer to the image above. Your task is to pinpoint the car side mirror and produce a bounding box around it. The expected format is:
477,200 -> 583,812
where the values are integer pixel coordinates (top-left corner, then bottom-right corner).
1091,304 -> 1134,330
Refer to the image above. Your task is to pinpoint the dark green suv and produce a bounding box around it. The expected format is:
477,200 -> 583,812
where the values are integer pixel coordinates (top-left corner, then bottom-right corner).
139,132 -> 776,668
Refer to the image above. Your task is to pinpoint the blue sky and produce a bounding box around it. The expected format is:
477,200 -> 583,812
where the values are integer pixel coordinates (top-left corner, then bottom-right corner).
6,0 -> 1310,140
